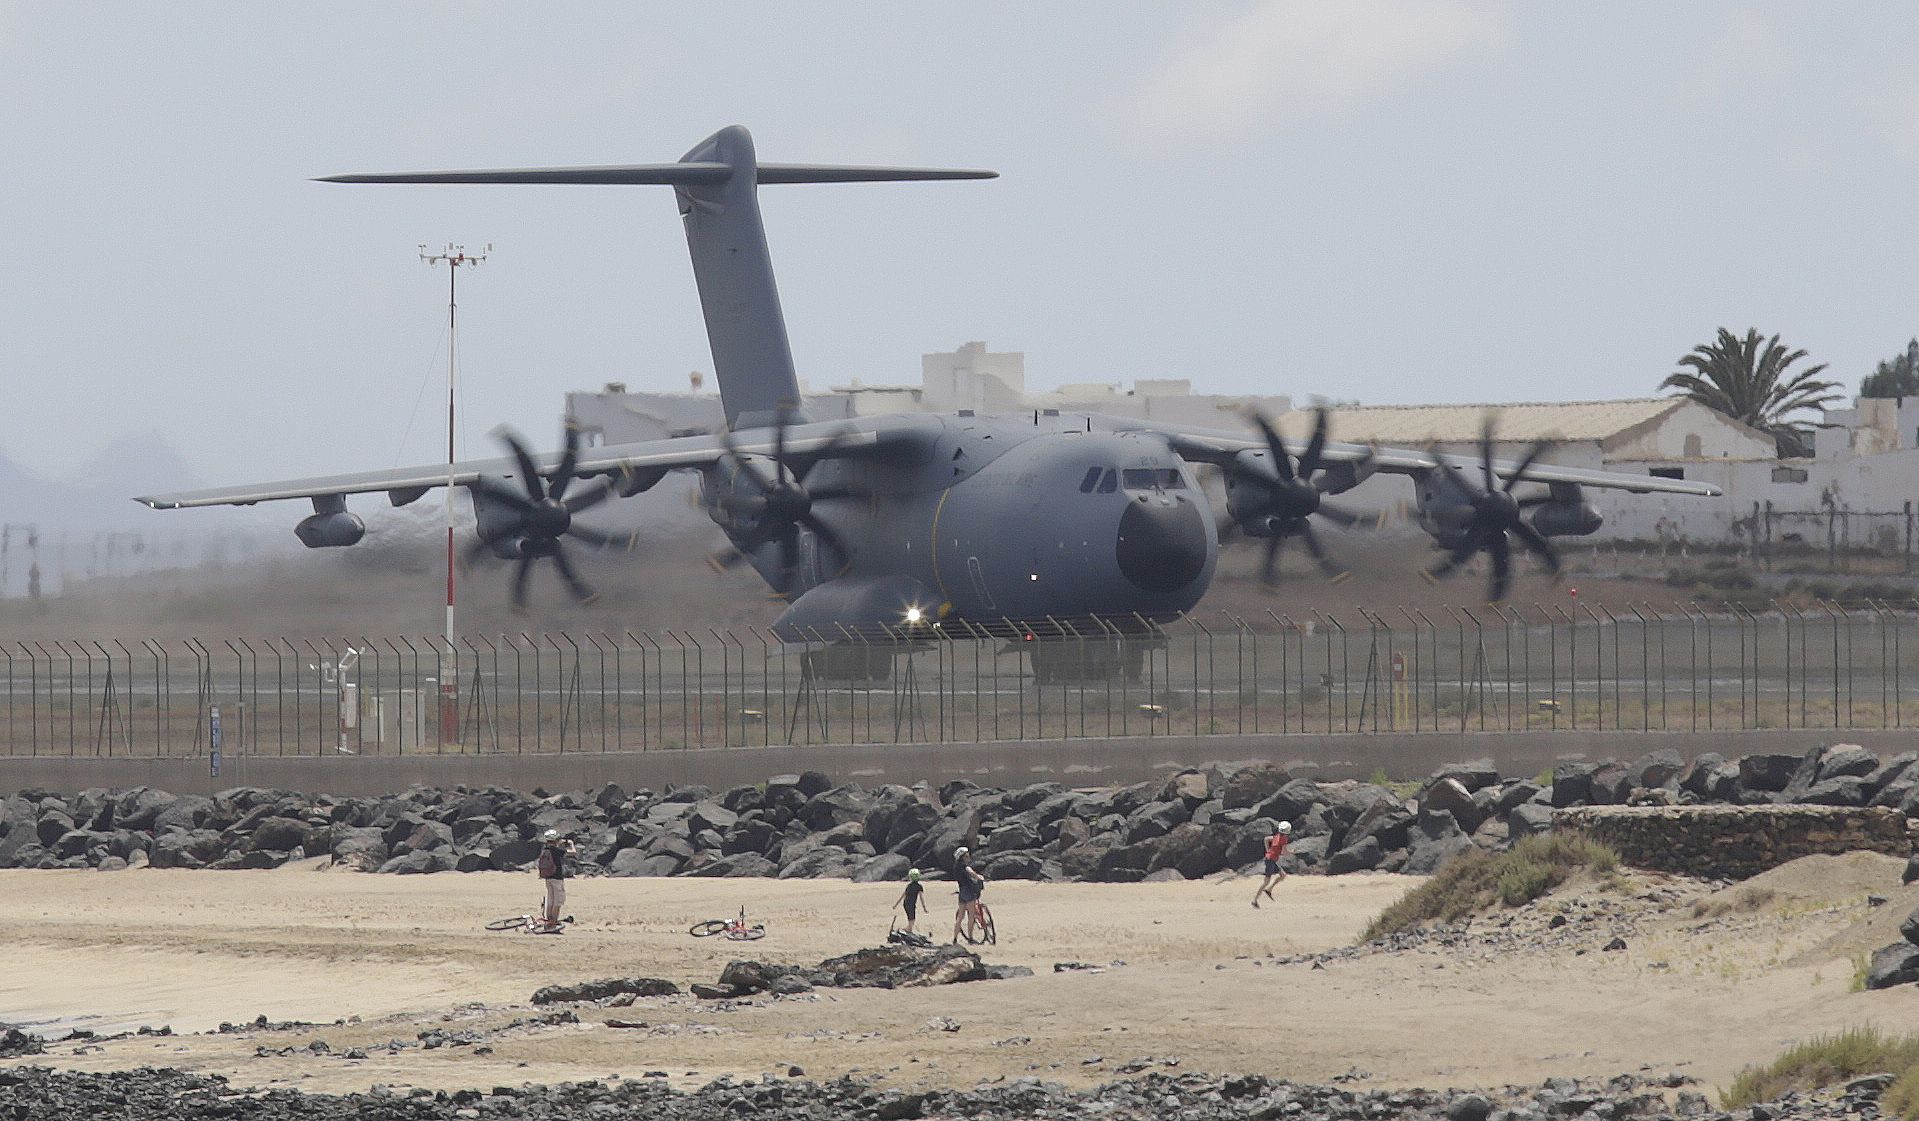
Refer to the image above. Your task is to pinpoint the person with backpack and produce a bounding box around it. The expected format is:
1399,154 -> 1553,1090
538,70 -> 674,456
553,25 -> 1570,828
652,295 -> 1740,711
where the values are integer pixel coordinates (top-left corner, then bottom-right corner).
1252,821 -> 1290,909
536,828 -> 576,933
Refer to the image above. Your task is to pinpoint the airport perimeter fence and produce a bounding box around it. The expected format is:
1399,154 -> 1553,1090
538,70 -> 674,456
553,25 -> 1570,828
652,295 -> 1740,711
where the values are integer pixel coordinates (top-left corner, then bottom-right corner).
5,601 -> 1919,760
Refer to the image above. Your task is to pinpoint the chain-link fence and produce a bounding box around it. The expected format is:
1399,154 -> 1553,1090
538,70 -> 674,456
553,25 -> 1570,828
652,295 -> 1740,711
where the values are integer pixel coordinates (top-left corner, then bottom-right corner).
5,602 -> 1918,759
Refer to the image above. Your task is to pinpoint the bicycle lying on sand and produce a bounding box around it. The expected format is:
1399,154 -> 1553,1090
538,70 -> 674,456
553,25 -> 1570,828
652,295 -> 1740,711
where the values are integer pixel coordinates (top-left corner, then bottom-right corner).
485,911 -> 575,934
689,907 -> 766,941
888,916 -> 933,948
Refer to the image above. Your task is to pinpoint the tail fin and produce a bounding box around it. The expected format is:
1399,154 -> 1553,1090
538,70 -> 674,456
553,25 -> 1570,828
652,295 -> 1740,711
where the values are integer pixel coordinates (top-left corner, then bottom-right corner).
319,125 -> 995,431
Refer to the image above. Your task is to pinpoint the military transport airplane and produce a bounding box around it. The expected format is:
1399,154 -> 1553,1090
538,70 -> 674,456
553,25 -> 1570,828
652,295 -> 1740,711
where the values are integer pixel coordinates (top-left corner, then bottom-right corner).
136,125 -> 1719,639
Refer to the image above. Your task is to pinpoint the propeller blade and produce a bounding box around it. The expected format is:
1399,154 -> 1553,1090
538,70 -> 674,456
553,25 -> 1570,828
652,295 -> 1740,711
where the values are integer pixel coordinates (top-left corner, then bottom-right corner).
462,529 -> 516,569
805,483 -> 873,504
1296,521 -> 1347,582
1424,533 -> 1480,582
773,406 -> 792,487
1503,439 -> 1550,492
563,523 -> 623,550
510,554 -> 535,612
500,431 -> 547,502
1478,414 -> 1497,494
550,423 -> 583,500
563,476 -> 616,515
777,526 -> 799,578
1250,412 -> 1295,482
470,476 -> 535,513
1315,502 -> 1363,528
1488,534 -> 1513,602
1300,407 -> 1330,478
798,511 -> 851,571
1260,535 -> 1282,586
551,546 -> 598,604
1512,520 -> 1562,573
720,430 -> 774,493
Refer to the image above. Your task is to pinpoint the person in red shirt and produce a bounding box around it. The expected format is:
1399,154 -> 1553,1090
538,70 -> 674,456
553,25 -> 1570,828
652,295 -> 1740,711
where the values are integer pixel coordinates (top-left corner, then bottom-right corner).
1252,821 -> 1291,909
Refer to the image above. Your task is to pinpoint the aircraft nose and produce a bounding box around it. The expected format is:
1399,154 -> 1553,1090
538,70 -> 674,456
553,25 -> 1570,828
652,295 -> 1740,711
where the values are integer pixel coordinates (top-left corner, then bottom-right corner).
1116,497 -> 1209,593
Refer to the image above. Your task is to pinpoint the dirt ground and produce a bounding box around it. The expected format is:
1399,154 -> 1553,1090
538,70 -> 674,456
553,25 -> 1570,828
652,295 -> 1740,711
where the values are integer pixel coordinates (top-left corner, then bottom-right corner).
3,854 -> 1915,1100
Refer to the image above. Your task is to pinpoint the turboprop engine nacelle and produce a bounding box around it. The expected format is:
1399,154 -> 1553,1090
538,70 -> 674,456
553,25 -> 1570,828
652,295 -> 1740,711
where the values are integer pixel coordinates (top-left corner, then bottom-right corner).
294,496 -> 365,549
1529,484 -> 1602,538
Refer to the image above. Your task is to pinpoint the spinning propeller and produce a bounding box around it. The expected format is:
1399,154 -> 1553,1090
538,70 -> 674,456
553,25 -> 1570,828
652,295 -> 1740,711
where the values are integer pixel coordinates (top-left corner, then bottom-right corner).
709,409 -> 868,585
1223,407 -> 1369,585
1422,415 -> 1561,602
465,424 -> 629,610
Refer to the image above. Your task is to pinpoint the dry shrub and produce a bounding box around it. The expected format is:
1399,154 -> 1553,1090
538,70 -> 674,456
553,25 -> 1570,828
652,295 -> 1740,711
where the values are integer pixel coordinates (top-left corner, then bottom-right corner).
1725,1026 -> 1919,1110
1359,833 -> 1619,943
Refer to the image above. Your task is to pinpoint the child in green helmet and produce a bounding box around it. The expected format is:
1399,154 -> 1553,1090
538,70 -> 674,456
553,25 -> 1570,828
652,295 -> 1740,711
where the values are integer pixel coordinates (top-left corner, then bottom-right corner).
893,867 -> 925,935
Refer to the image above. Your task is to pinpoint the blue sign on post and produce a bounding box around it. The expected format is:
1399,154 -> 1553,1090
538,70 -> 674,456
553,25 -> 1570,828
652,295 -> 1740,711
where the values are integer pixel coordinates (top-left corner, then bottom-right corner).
209,704 -> 222,779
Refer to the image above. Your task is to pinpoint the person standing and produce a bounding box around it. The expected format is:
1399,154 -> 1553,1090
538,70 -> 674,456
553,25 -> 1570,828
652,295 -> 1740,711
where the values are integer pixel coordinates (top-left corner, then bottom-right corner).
951,846 -> 987,943
894,868 -> 926,936
1252,821 -> 1291,909
537,828 -> 576,933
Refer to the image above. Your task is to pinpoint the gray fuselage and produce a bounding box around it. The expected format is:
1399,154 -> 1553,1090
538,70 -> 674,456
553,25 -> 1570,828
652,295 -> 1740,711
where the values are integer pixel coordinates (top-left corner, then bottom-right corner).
702,412 -> 1218,636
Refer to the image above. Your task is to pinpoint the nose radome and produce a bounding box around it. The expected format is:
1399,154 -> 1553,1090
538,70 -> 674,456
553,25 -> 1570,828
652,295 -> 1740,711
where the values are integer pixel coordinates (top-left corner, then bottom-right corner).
1117,497 -> 1208,593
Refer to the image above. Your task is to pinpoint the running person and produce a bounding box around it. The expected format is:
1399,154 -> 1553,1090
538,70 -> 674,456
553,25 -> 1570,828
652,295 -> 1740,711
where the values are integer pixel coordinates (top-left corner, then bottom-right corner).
951,846 -> 987,943
536,828 -> 576,933
894,868 -> 926,935
1252,821 -> 1290,908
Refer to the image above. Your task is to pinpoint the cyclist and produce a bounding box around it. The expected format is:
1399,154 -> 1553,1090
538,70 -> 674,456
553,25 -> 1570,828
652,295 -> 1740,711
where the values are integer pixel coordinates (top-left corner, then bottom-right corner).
1252,821 -> 1290,909
951,846 -> 988,943
893,868 -> 926,936
536,828 -> 576,933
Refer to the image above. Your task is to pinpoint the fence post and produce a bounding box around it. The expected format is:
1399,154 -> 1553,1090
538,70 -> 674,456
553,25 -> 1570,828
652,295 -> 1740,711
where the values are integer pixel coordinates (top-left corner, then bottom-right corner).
1817,600 -> 1840,728
1324,612 -> 1349,733
1627,605 -> 1650,732
633,630 -> 662,750
552,633 -> 581,753
749,628 -> 776,747
587,632 -> 611,753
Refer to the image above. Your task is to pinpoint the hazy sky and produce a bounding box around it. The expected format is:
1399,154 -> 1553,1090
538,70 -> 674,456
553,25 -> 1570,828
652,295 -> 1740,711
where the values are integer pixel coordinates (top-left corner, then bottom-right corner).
5,3 -> 1919,486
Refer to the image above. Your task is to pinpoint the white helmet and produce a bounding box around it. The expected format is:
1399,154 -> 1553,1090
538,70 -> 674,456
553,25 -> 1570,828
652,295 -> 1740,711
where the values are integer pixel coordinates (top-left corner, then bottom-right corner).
542,828 -> 560,841
1277,821 -> 1292,834
955,846 -> 970,858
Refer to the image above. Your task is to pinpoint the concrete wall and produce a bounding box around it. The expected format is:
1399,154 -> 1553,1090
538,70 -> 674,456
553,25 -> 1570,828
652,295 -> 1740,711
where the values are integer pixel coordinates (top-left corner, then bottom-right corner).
2,727 -> 1905,800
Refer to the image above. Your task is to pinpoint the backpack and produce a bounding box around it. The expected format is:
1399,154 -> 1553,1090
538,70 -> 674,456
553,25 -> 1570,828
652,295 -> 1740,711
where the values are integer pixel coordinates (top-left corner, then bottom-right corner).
537,847 -> 559,878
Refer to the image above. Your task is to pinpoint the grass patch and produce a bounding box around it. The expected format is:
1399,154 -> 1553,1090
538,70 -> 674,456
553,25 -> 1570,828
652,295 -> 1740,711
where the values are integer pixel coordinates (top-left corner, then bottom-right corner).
1724,1027 -> 1919,1110
1690,885 -> 1778,919
1359,833 -> 1620,943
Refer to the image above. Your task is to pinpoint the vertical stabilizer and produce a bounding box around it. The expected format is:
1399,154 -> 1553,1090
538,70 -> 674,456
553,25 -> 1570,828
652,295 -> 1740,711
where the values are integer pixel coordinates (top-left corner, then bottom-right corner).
316,127 -> 995,432
675,126 -> 801,430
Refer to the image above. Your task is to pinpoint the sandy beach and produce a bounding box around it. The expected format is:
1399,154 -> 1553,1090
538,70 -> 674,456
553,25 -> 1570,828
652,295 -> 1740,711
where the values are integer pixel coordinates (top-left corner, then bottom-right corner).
1,854 -> 1912,1102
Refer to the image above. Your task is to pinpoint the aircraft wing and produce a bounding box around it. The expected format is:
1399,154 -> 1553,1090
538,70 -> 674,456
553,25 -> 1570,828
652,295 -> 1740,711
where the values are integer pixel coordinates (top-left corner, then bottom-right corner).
134,424 -> 888,510
1122,419 -> 1724,497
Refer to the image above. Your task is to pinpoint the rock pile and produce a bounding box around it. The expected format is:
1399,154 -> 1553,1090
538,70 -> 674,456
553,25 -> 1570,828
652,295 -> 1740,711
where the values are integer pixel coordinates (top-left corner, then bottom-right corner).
0,1064 -> 1857,1121
0,742 -> 1910,883
1864,906 -> 1919,990
692,944 -> 1032,1000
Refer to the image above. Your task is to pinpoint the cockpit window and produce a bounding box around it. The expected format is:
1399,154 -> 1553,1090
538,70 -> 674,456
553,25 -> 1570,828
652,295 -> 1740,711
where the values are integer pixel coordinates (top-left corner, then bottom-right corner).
1122,467 -> 1185,490
1097,468 -> 1118,493
1079,466 -> 1101,493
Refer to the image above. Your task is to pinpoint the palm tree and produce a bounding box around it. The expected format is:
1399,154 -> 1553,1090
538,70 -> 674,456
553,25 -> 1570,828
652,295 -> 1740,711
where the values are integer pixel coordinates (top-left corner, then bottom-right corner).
1660,328 -> 1841,457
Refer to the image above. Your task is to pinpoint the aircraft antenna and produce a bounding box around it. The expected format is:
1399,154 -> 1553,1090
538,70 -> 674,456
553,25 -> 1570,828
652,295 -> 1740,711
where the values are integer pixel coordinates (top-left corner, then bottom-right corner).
420,242 -> 489,746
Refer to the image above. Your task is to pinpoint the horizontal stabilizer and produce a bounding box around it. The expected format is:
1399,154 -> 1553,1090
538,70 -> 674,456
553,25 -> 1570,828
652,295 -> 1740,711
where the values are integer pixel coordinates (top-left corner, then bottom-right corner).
316,163 -> 995,186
